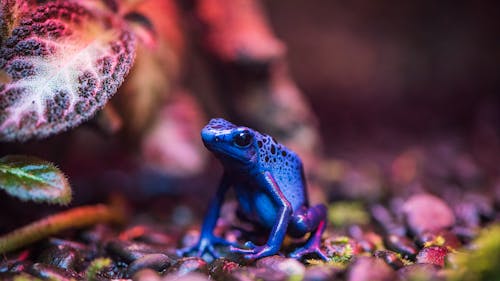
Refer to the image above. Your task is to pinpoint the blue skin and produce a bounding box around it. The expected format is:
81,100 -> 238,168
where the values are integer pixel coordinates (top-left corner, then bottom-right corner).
178,118 -> 328,260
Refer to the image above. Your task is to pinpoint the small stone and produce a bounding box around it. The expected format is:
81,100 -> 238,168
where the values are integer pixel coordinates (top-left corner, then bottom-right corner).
38,245 -> 82,270
324,236 -> 361,258
455,193 -> 495,227
256,255 -> 305,278
357,240 -> 375,253
237,267 -> 288,281
416,246 -> 448,267
403,194 -> 455,235
132,268 -> 161,281
106,240 -> 160,263
416,230 -> 461,249
397,263 -> 440,281
374,250 -> 404,270
304,265 -> 339,281
347,257 -> 396,281
208,258 -> 240,280
370,204 -> 406,236
452,226 -> 478,243
385,234 -> 418,259
167,257 -> 208,278
29,263 -> 80,281
5,261 -> 32,273
163,272 -> 209,281
127,254 -> 172,276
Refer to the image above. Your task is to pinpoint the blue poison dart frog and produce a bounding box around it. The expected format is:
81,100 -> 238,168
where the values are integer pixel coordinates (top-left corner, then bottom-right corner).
178,118 -> 328,260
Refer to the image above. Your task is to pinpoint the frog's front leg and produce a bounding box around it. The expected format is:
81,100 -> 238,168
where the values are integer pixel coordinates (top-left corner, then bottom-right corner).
177,174 -> 235,259
288,204 -> 329,260
230,171 -> 292,259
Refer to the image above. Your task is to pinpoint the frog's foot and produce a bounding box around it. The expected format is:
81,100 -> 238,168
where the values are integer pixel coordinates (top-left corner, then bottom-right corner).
230,241 -> 279,260
289,220 -> 329,261
289,244 -> 329,260
177,236 -> 237,259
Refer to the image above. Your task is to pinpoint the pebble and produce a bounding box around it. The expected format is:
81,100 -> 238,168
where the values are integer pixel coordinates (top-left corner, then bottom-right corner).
132,268 -> 161,281
370,204 -> 406,236
374,250 -> 404,270
127,253 -> 172,276
256,256 -> 306,279
304,265 -> 339,281
3,261 -> 32,273
106,240 -> 161,263
397,263 -> 441,281
167,257 -> 208,277
416,246 -> 448,267
384,234 -> 418,259
455,193 -> 495,227
452,226 -> 478,244
415,230 -> 461,249
234,267 -> 288,281
347,257 -> 396,281
38,245 -> 81,270
402,193 -> 455,235
208,258 -> 240,280
163,272 -> 210,281
29,263 -> 81,281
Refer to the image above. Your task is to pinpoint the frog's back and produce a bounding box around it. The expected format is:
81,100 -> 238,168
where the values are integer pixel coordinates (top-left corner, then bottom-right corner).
255,133 -> 307,210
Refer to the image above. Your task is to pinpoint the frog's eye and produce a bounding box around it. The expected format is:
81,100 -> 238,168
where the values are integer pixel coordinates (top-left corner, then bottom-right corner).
234,131 -> 253,148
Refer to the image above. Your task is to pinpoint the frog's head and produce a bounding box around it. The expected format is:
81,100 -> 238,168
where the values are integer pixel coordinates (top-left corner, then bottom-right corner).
201,118 -> 258,168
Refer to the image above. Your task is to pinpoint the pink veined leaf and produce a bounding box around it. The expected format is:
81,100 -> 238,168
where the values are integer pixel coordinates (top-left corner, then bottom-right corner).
0,0 -> 136,141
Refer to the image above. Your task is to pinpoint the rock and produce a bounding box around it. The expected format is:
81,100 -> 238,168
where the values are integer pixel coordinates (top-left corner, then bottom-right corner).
2,261 -> 32,274
415,230 -> 461,249
163,272 -> 210,281
234,267 -> 288,281
374,250 -> 404,270
29,263 -> 81,281
370,204 -> 406,236
384,234 -> 418,259
452,226 -> 478,243
38,245 -> 82,270
132,268 -> 161,281
416,246 -> 448,267
167,257 -> 208,278
106,240 -> 160,263
127,253 -> 172,276
304,265 -> 339,281
454,193 -> 495,227
402,194 -> 455,235
256,255 -> 305,279
397,263 -> 441,281
347,257 -> 396,281
324,236 -> 362,259
208,258 -> 240,280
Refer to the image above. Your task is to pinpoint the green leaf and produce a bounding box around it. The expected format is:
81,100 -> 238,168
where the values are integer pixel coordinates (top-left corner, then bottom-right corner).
0,155 -> 71,205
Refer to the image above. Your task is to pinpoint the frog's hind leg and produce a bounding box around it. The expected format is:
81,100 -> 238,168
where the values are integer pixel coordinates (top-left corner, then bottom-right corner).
288,204 -> 329,260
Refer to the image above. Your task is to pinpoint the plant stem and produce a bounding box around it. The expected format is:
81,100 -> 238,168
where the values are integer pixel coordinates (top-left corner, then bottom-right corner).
0,203 -> 125,254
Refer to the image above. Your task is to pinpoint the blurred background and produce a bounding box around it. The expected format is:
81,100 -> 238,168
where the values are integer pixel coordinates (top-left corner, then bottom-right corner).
264,0 -> 499,150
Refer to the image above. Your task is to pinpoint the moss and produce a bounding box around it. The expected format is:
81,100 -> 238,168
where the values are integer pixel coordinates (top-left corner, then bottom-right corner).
86,257 -> 112,281
328,201 -> 369,227
448,224 -> 500,281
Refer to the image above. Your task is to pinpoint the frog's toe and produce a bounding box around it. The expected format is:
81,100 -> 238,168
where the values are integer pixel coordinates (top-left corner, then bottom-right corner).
198,244 -> 221,259
289,247 -> 329,261
244,241 -> 257,248
229,245 -> 255,254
